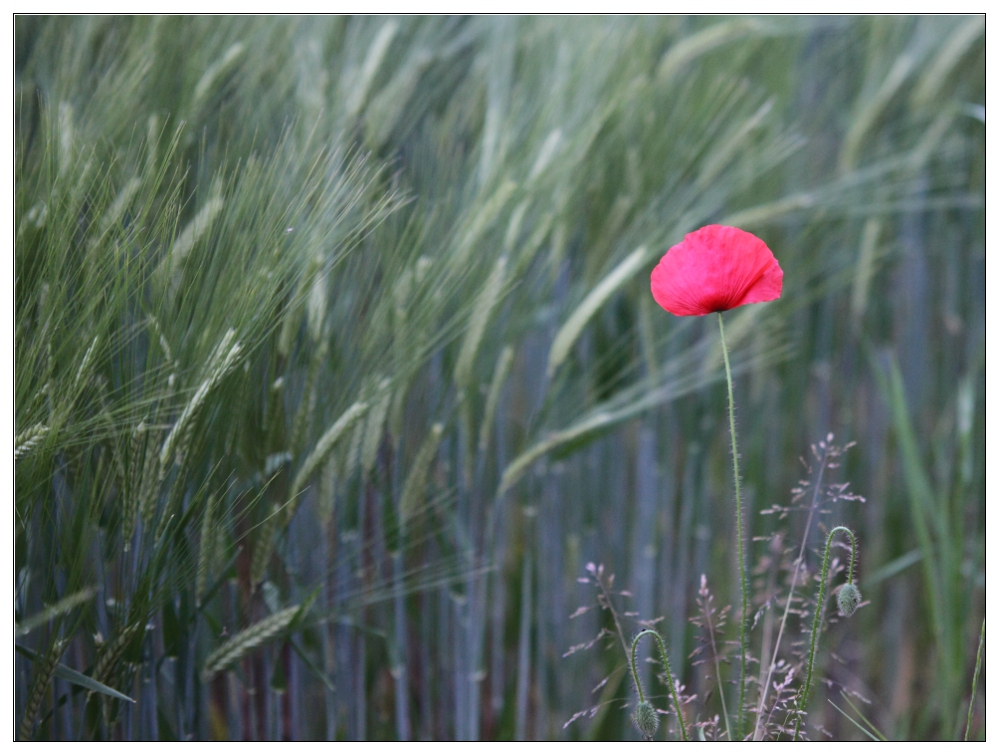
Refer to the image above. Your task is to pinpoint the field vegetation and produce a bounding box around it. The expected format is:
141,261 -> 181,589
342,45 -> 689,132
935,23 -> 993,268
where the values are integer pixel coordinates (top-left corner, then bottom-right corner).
14,15 -> 984,740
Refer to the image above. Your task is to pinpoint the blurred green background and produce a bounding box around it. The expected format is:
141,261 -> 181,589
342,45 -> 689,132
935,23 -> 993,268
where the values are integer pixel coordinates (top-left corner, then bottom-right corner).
15,16 -> 984,741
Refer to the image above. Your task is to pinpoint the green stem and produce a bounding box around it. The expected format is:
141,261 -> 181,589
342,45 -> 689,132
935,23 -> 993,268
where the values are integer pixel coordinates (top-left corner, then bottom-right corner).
794,525 -> 857,740
717,312 -> 747,740
630,629 -> 688,741
964,618 -> 985,741
629,632 -> 648,705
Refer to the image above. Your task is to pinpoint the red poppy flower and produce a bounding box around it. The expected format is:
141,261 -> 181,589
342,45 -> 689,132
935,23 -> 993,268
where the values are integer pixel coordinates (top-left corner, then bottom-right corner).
650,225 -> 783,316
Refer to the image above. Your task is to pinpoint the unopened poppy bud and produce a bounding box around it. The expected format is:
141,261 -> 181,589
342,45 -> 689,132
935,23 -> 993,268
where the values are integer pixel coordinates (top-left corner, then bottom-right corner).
837,582 -> 862,617
633,700 -> 659,740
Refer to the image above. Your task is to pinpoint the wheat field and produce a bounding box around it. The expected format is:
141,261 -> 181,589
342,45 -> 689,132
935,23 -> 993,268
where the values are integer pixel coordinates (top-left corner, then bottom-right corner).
14,15 -> 984,740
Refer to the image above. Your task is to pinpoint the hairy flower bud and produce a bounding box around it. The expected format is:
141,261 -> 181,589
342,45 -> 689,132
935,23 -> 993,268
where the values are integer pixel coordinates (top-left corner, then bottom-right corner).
633,700 -> 660,740
837,582 -> 862,617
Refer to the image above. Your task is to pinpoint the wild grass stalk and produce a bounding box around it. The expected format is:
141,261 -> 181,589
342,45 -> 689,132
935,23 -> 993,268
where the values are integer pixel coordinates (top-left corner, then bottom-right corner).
753,454 -> 823,735
963,619 -> 984,741
692,575 -> 732,739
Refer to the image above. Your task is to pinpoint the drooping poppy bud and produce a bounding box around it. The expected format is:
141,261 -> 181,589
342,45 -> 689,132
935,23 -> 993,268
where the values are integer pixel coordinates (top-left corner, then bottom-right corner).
650,224 -> 783,316
837,582 -> 862,617
633,700 -> 660,740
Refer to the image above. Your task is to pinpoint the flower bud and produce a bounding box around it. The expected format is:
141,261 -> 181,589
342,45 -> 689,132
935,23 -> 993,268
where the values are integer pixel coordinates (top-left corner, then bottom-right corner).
837,583 -> 862,617
633,700 -> 659,740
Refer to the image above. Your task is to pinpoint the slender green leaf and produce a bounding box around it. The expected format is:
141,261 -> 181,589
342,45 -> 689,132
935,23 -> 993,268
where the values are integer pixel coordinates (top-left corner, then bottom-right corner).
15,645 -> 135,703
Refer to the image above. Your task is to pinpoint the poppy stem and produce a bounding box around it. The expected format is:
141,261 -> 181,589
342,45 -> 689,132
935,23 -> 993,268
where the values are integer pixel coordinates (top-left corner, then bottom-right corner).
793,526 -> 857,741
630,629 -> 688,741
717,312 -> 747,741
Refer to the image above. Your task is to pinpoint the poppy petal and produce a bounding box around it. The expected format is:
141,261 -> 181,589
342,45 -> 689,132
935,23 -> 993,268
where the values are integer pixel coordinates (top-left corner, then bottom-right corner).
650,225 -> 783,316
